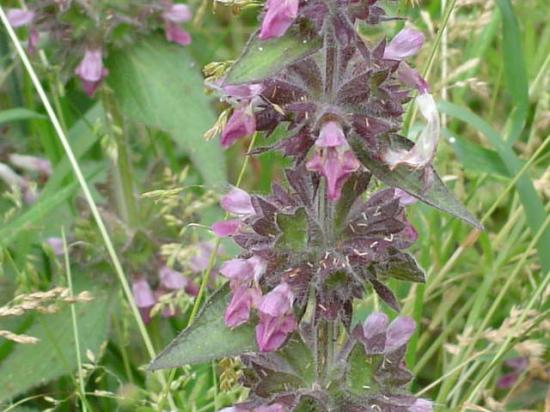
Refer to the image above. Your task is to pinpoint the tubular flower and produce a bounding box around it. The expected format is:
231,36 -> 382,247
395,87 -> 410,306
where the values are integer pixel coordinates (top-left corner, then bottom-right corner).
221,105 -> 256,148
212,187 -> 256,237
162,2 -> 192,46
74,48 -> 108,97
259,0 -> 300,40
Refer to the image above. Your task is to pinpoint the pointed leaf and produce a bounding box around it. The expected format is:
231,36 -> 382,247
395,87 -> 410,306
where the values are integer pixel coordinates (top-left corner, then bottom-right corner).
224,29 -> 322,85
149,285 -> 257,370
275,207 -> 309,251
374,249 -> 426,283
107,37 -> 226,186
349,134 -> 483,230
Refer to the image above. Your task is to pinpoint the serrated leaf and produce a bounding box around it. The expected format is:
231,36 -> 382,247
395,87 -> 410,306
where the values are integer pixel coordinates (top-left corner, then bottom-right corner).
149,285 -> 257,370
224,29 -> 322,85
0,108 -> 46,125
275,207 -> 309,251
107,37 -> 226,186
0,282 -> 111,402
349,135 -> 483,230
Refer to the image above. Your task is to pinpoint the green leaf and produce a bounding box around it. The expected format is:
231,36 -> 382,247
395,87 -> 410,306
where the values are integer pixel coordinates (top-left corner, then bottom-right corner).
149,285 -> 256,370
439,101 -> 550,273
444,129 -> 509,177
275,207 -> 309,251
107,37 -> 226,186
496,0 -> 529,143
224,29 -> 322,85
346,344 -> 379,395
0,283 -> 112,402
0,108 -> 45,125
349,135 -> 483,230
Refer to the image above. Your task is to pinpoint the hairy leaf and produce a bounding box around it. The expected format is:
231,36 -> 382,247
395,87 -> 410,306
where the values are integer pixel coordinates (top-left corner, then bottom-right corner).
224,29 -> 322,85
149,285 -> 257,370
349,134 -> 483,230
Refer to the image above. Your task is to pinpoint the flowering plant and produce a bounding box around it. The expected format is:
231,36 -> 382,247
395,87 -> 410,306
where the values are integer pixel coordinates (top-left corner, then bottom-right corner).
152,1 -> 481,411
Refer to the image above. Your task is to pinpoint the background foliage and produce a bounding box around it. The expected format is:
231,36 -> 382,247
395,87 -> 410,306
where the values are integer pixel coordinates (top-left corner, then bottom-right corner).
0,0 -> 548,411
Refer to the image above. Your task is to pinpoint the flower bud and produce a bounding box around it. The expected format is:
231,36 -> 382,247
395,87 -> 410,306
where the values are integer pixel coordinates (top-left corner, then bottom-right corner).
257,282 -> 294,317
255,313 -> 296,352
384,28 -> 425,61
224,285 -> 261,328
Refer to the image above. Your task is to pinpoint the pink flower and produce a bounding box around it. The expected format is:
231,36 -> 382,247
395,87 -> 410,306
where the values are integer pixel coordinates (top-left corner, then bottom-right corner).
259,0 -> 300,40
6,9 -> 34,28
212,219 -> 242,237
45,237 -> 64,256
384,28 -> 425,61
397,62 -> 429,94
221,105 -> 256,148
221,186 -> 255,215
223,83 -> 264,100
75,49 -> 108,97
394,188 -> 417,206
306,146 -> 360,201
257,282 -> 294,317
159,266 -> 188,290
256,313 -> 296,352
385,316 -> 416,352
316,121 -> 347,147
162,4 -> 192,23
382,93 -> 440,169
188,242 -> 220,272
132,278 -> 156,308
224,285 -> 261,328
162,2 -> 192,46
164,22 -> 192,46
220,256 -> 266,282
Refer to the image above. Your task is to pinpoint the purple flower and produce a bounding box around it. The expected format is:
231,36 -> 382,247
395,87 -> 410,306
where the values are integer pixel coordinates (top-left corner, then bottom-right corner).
384,28 -> 425,61
220,255 -> 266,282
316,121 -> 347,147
132,278 -> 156,309
188,242 -> 221,272
224,285 -> 261,328
382,93 -> 440,169
221,186 -> 255,215
397,62 -> 430,94
6,8 -> 34,28
9,154 -> 52,176
306,146 -> 360,201
496,372 -> 519,389
223,83 -> 264,100
45,237 -> 65,256
394,188 -> 417,206
221,105 -> 256,148
159,266 -> 188,290
162,2 -> 192,46
257,282 -> 294,317
256,313 -> 296,352
74,49 -> 108,97
385,316 -> 416,352
162,3 -> 192,22
212,219 -> 242,237
409,399 -> 433,412
505,356 -> 528,371
357,312 -> 416,354
259,0 -> 300,40
164,22 -> 192,46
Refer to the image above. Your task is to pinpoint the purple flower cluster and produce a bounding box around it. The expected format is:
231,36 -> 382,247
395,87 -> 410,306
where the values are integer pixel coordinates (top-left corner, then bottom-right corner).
7,1 -> 194,97
207,0 -> 442,410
